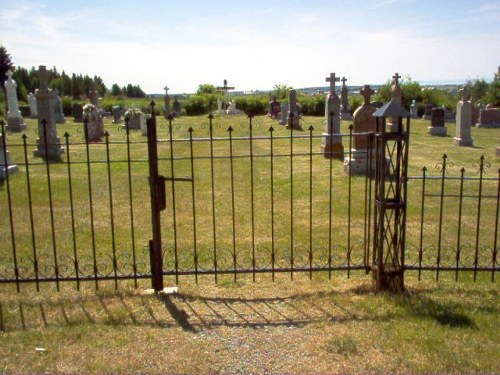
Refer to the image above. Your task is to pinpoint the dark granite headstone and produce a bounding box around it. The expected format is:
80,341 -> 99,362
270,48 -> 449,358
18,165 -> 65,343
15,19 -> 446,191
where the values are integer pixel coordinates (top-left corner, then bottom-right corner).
428,107 -> 447,135
72,103 -> 83,122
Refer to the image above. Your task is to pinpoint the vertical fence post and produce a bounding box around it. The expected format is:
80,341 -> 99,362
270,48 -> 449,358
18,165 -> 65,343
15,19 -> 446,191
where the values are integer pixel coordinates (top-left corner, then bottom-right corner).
372,101 -> 411,292
147,101 -> 165,292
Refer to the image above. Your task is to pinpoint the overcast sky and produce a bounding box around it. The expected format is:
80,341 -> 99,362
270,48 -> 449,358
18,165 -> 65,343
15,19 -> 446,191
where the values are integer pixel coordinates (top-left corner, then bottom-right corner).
2,0 -> 499,94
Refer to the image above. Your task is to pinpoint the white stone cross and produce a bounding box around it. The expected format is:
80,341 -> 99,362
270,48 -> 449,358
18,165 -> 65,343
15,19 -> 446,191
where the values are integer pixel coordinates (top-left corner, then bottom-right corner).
326,72 -> 340,92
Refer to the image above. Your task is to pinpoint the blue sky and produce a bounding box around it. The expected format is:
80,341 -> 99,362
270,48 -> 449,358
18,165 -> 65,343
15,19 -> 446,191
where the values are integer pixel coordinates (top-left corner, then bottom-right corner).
1,0 -> 499,93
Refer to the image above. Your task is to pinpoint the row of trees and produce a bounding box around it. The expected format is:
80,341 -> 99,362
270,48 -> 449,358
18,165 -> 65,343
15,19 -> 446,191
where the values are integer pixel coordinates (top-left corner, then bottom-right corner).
0,45 -> 147,106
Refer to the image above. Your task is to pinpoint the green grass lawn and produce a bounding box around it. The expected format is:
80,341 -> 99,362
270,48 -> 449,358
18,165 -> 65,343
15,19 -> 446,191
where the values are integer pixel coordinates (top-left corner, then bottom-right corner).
1,113 -> 499,373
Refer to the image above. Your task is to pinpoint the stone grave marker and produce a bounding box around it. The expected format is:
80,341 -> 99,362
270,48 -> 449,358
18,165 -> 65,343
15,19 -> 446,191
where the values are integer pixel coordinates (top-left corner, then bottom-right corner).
428,107 -> 447,136
164,86 -> 171,118
112,106 -> 122,123
83,103 -> 103,142
124,107 -> 142,129
453,86 -> 473,146
279,103 -> 289,125
340,76 -> 352,120
28,92 -> 38,117
140,114 -> 152,136
268,95 -> 281,118
4,70 -> 27,132
34,66 -> 64,160
476,108 -> 500,128
344,84 -> 377,174
423,103 -> 433,120
173,96 -> 181,117
286,89 -> 301,129
410,100 -> 418,118
387,72 -> 403,132
0,129 -> 19,180
72,103 -> 83,122
321,72 -> 342,158
52,91 -> 66,123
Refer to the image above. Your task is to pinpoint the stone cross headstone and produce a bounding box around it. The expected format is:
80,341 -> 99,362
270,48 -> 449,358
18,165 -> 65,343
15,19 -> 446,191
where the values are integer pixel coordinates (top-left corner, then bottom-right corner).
340,76 -> 351,120
453,86 -> 473,146
410,100 -> 418,118
4,70 -> 27,132
72,103 -> 83,122
163,85 -> 171,118
173,96 -> 181,117
52,90 -> 66,123
28,92 -> 38,118
322,73 -> 342,158
387,72 -> 403,132
0,129 -> 19,180
344,84 -> 377,174
428,107 -> 447,136
286,89 -> 301,129
34,65 -> 64,160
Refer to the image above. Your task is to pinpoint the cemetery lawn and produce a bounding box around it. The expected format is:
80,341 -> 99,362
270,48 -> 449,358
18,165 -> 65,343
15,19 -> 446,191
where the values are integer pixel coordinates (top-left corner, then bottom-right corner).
1,115 -> 499,373
0,274 -> 499,374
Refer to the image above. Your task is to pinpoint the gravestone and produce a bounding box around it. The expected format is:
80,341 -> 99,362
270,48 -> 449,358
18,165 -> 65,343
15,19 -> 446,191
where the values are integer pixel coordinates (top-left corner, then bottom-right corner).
410,100 -> 418,118
0,131 -> 19,180
453,86 -> 473,147
444,109 -> 456,122
83,103 -> 103,142
4,70 -> 27,132
72,103 -> 83,122
428,107 -> 447,136
476,108 -> 500,128
387,73 -> 403,132
215,98 -> 225,114
226,99 -> 243,115
173,96 -> 181,117
27,92 -> 38,117
34,66 -> 64,160
340,76 -> 352,120
279,103 -> 289,125
89,85 -> 100,107
124,107 -> 142,130
52,91 -> 66,123
321,72 -> 342,158
163,86 -> 171,118
140,114 -> 152,136
423,103 -> 433,120
112,106 -> 122,123
268,95 -> 281,118
286,89 -> 301,129
344,84 -> 377,174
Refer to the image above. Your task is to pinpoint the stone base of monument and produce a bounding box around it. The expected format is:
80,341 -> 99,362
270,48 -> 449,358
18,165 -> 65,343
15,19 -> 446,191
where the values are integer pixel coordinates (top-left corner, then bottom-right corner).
6,117 -> 27,132
226,109 -> 243,115
34,145 -> 65,161
286,118 -> 302,130
341,111 -> 352,121
475,122 -> 500,128
321,133 -> 344,159
122,117 -> 141,130
428,126 -> 447,136
453,137 -> 473,147
343,150 -> 390,177
0,151 -> 19,180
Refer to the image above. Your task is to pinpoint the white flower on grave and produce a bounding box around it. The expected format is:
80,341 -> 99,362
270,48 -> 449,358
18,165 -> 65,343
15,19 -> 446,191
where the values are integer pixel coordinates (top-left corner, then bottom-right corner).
83,103 -> 97,117
124,106 -> 143,119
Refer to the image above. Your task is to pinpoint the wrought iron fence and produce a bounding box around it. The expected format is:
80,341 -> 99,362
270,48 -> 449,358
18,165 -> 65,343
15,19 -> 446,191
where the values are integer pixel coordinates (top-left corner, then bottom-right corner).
1,116 -> 498,291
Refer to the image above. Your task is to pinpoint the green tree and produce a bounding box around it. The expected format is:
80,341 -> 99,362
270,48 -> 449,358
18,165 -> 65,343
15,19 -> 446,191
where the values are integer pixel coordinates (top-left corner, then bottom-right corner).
197,83 -> 216,94
0,45 -> 14,114
467,78 -> 489,103
110,83 -> 123,96
273,83 -> 292,100
484,69 -> 500,107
